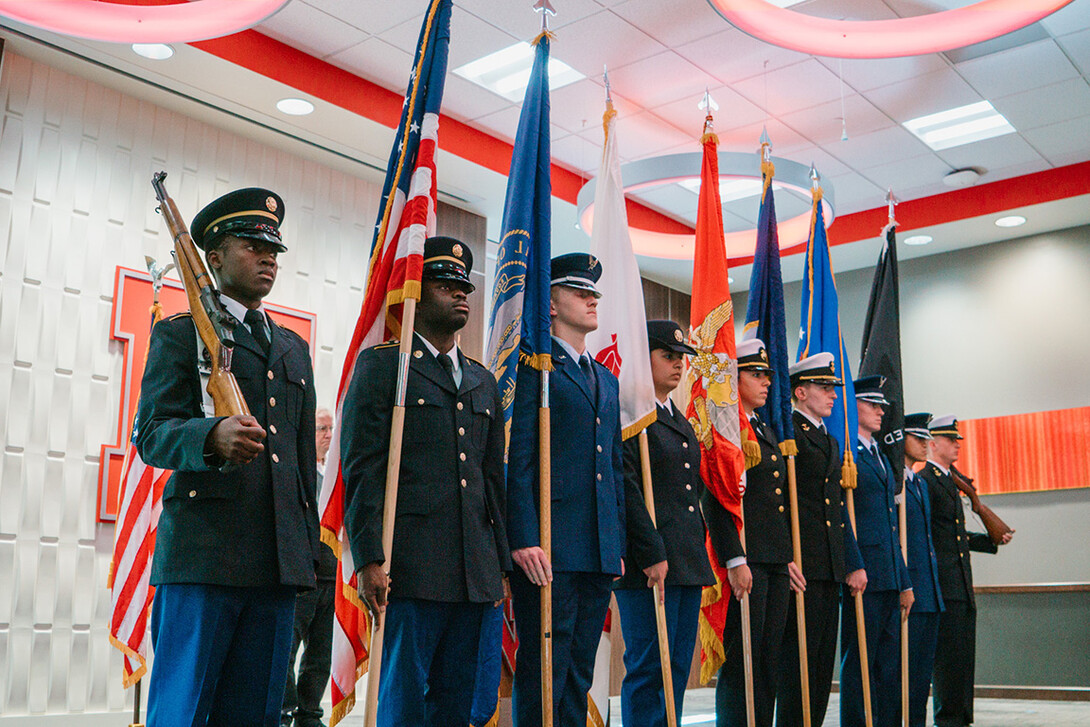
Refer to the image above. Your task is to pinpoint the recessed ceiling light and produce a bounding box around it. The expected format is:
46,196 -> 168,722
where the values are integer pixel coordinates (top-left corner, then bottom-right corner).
276,98 -> 314,116
903,101 -> 1015,151
131,43 -> 174,60
903,235 -> 932,246
995,215 -> 1026,228
678,177 -> 764,203
453,42 -> 584,102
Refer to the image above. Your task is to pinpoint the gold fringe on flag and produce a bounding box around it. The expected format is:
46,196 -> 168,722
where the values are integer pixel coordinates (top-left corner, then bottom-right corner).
603,100 -> 617,141
743,438 -> 761,470
698,580 -> 727,684
779,439 -> 798,457
621,409 -> 657,442
518,350 -> 554,372
841,446 -> 858,490
531,29 -> 556,46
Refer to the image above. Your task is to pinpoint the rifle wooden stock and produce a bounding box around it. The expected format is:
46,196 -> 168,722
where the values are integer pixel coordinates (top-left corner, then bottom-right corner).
152,171 -> 249,418
950,465 -> 1013,546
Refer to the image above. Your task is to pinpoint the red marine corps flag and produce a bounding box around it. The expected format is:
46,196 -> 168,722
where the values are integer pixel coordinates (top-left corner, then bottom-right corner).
688,115 -> 759,683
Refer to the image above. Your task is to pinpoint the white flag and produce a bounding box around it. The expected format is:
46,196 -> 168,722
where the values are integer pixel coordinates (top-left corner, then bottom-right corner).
586,102 -> 657,440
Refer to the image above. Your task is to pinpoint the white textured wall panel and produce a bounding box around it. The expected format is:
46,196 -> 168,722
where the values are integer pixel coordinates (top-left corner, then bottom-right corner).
0,49 -> 383,717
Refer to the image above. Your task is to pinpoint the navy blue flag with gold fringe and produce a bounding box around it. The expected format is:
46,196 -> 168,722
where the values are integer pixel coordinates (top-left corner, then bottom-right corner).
743,146 -> 795,451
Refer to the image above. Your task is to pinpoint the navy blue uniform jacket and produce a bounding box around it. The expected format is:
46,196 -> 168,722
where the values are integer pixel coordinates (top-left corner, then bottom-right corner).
507,343 -> 626,575
853,441 -> 911,592
904,469 -> 943,613
136,312 -> 321,589
340,336 -> 510,603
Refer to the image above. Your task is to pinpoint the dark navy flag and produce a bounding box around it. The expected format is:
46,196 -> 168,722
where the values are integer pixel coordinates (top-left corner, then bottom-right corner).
798,186 -> 859,453
859,222 -> 905,489
743,150 -> 795,449
475,31 -> 554,727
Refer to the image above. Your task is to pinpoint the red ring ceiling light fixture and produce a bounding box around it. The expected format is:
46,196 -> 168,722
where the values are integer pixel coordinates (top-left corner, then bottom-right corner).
707,0 -> 1075,58
0,0 -> 290,44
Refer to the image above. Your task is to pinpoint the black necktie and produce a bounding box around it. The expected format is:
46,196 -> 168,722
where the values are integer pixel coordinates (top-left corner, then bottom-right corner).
871,442 -> 885,473
438,353 -> 456,386
245,309 -> 270,357
579,356 -> 598,401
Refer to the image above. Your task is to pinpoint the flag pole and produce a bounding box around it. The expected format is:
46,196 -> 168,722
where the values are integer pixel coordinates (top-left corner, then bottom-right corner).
539,368 -> 554,727
737,523 -> 757,727
843,487 -> 875,727
887,190 -> 910,727
784,455 -> 812,727
362,296 -> 418,727
637,431 -> 678,727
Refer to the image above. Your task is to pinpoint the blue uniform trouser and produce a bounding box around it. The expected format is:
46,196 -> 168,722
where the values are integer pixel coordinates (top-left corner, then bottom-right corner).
907,611 -> 940,727
510,570 -> 613,727
614,585 -> 701,727
840,588 -> 903,727
376,598 -> 487,727
147,583 -> 296,727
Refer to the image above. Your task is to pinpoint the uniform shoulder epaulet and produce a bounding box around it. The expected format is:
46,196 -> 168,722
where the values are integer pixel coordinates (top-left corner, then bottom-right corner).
373,340 -> 400,350
165,311 -> 192,321
931,465 -> 942,476
463,354 -> 486,368
799,421 -> 811,432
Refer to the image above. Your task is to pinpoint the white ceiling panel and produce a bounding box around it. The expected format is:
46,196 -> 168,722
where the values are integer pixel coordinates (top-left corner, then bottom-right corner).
1040,0 -> 1090,37
826,172 -> 885,216
1056,27 -> 1090,75
551,132 -> 602,173
992,78 -> 1090,132
732,59 -> 846,117
259,2 -> 370,59
936,133 -> 1045,173
857,154 -> 953,196
790,145 -> 853,179
327,37 -> 415,91
548,10 -> 667,78
1022,116 -> 1090,166
955,39 -> 1079,100
865,67 -> 983,123
606,52 -> 721,109
674,27 -> 810,87
610,0 -> 725,48
454,0 -> 605,41
780,93 -> 894,147
548,79 -> 641,137
717,118 -> 812,154
308,0 -> 425,35
579,110 -> 691,161
829,125 -> 932,171
439,75 -> 514,124
653,85 -> 766,137
628,184 -> 699,222
379,7 -> 518,70
470,105 -> 525,144
815,54 -> 949,94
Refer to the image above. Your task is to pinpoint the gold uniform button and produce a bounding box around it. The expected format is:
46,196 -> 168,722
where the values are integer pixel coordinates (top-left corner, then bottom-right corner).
684,463 -> 691,469
689,506 -> 695,512
461,479 -> 467,488
779,505 -> 785,512
841,523 -> 845,528
460,453 -> 467,461
957,535 -> 961,541
459,427 -> 465,436
827,520 -> 832,527
597,473 -> 603,481
272,453 -> 279,463
270,425 -> 277,435
596,417 -> 601,425
775,488 -> 782,495
682,442 -> 689,448
189,490 -> 197,498
486,409 -> 491,416
457,402 -> 464,410
825,498 -> 831,505
267,370 -> 274,380
269,397 -> 276,407
686,485 -> 692,491
418,398 -> 425,405
771,454 -> 778,462
773,471 -> 780,478
597,445 -> 603,453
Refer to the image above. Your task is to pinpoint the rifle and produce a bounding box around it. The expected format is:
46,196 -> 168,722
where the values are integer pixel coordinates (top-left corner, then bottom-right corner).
151,171 -> 250,418
949,465 -> 1013,546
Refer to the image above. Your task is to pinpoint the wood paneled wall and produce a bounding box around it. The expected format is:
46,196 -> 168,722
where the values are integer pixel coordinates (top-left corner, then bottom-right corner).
435,201 -> 487,359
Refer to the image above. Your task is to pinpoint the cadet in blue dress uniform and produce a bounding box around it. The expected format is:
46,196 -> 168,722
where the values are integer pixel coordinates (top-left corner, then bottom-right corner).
341,237 -> 511,727
614,320 -> 712,727
919,415 -> 1011,727
902,413 -> 944,727
840,376 -> 913,727
136,188 -> 322,727
707,338 -> 804,727
507,253 -> 626,727
777,352 -> 866,727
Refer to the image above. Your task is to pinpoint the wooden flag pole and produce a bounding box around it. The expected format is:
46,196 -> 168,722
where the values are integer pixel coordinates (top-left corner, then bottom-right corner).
539,370 -> 554,727
737,524 -> 757,727
898,492 -> 909,727
362,297 -> 418,727
844,489 -> 875,727
785,457 -> 812,727
637,431 -> 678,727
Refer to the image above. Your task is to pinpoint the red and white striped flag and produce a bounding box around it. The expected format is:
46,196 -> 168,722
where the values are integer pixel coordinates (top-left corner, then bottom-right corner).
108,304 -> 170,686
318,1 -> 451,722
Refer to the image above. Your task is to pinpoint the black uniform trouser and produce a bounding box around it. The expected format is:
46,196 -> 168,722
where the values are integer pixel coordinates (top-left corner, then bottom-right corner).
281,579 -> 335,727
933,599 -> 977,727
776,579 -> 840,727
715,563 -> 790,727
907,611 -> 940,727
840,588 -> 903,727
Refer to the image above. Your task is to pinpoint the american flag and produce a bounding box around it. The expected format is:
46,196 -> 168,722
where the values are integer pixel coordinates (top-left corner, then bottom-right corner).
318,0 -> 452,722
107,303 -> 170,687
